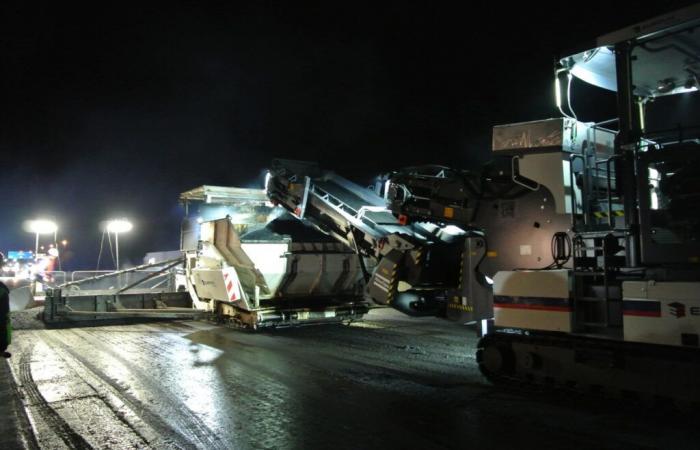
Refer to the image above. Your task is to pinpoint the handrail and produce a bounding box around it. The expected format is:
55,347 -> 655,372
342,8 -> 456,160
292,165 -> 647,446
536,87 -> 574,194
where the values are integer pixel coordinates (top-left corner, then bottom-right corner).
62,258 -> 183,287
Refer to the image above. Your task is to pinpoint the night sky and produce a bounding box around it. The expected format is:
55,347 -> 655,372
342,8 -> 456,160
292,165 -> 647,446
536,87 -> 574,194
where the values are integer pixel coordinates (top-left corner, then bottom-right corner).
1,1 -> 696,269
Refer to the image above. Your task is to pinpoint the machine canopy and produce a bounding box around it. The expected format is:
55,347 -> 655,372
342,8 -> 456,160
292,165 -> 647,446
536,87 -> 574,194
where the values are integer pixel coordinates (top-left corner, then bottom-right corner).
560,5 -> 700,98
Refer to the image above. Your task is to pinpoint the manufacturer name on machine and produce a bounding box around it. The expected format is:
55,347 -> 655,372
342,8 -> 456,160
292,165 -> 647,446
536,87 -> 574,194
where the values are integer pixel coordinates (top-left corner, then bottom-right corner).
668,302 -> 700,318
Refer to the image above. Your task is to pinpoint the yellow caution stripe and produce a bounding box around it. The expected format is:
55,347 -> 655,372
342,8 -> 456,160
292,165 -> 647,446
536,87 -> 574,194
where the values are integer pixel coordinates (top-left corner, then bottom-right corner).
593,210 -> 624,218
447,303 -> 474,312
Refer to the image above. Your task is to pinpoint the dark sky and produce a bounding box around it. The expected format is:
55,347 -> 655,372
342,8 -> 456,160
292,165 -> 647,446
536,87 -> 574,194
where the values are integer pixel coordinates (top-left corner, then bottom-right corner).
0,1 -> 696,269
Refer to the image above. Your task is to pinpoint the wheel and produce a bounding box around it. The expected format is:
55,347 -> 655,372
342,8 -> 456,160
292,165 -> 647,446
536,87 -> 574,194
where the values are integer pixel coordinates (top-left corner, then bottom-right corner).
477,336 -> 515,378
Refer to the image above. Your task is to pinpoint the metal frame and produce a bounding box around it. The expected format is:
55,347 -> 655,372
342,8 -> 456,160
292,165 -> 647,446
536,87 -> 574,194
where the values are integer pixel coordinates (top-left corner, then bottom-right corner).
636,147 -> 700,265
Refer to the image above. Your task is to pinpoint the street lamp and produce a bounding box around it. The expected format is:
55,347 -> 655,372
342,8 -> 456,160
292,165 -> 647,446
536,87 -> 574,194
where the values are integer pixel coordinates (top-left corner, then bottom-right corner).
28,220 -> 58,256
106,219 -> 132,270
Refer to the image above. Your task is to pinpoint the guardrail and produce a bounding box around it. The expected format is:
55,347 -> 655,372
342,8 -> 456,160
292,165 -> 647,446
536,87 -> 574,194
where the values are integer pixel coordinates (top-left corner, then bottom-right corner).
46,271 -> 67,285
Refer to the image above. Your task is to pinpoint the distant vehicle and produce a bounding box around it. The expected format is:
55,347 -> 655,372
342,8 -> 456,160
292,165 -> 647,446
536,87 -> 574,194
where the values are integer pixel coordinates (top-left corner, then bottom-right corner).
1,250 -> 35,280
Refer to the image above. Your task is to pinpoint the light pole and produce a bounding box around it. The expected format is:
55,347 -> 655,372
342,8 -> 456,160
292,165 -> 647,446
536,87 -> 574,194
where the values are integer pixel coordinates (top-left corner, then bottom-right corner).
28,220 -> 58,257
106,219 -> 133,270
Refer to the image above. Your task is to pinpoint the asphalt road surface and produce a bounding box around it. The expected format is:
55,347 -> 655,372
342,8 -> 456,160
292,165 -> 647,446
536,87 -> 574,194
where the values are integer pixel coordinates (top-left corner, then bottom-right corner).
7,309 -> 698,450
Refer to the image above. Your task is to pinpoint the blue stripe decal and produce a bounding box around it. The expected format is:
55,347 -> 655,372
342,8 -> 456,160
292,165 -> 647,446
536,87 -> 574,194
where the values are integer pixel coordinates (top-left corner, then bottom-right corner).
622,300 -> 661,317
622,300 -> 661,313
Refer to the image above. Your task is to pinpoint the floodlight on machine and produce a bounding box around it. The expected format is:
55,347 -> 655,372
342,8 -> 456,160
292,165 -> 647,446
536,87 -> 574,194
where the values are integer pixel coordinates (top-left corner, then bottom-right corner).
554,68 -> 579,120
263,171 -> 272,195
563,47 -> 618,93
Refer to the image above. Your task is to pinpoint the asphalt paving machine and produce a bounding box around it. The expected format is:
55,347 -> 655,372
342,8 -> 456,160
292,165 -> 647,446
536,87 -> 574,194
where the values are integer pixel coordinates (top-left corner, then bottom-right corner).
179,185 -> 368,328
41,186 -> 367,327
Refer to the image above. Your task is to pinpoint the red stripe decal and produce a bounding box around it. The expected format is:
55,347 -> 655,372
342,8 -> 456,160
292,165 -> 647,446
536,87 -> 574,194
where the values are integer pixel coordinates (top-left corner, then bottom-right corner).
226,280 -> 233,291
230,292 -> 237,301
494,304 -> 572,312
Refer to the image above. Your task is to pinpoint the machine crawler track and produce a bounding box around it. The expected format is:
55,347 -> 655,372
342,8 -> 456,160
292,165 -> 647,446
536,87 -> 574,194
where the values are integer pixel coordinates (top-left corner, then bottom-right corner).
477,332 -> 700,409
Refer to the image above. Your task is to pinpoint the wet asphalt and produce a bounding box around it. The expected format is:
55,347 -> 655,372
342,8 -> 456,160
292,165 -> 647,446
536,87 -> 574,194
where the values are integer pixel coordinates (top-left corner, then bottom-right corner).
6,308 -> 699,450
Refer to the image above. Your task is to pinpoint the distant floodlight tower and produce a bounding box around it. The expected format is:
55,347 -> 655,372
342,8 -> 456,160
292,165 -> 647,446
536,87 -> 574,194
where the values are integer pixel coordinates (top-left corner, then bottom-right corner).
106,219 -> 133,270
28,219 -> 58,256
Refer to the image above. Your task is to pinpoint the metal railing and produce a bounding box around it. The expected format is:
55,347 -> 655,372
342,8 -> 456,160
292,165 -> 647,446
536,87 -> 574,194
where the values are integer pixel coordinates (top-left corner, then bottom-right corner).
43,271 -> 67,286
68,270 -> 175,291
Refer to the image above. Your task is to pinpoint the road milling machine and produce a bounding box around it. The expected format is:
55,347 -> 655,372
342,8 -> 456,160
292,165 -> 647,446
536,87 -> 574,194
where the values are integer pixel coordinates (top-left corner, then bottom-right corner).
266,5 -> 700,404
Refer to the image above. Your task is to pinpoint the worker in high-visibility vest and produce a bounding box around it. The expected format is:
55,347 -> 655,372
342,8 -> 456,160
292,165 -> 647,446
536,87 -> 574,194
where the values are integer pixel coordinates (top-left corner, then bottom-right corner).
0,279 -> 10,358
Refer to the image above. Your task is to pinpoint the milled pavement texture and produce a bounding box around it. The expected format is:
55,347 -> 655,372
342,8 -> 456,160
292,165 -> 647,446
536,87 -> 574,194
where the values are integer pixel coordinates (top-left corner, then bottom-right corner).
2,308 -> 698,449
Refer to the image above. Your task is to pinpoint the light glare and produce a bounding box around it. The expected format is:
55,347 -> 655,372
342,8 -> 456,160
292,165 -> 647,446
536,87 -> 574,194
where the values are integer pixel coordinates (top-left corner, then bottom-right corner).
107,219 -> 133,233
28,219 -> 58,234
